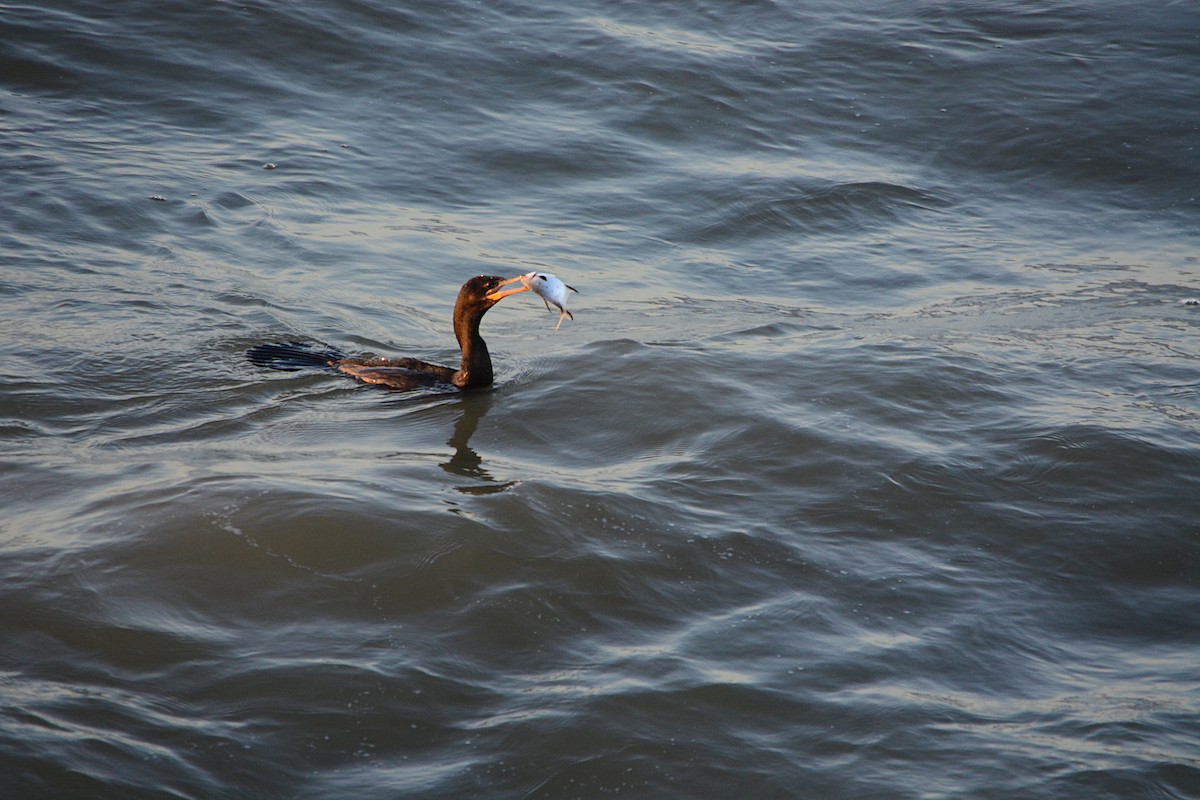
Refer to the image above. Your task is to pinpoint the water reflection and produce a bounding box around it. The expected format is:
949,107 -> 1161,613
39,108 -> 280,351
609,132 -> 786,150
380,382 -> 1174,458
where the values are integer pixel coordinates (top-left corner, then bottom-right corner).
440,392 -> 515,494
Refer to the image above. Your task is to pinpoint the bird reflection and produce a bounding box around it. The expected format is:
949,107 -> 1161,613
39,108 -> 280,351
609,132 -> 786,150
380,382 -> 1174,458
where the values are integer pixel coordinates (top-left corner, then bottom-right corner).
440,394 -> 515,494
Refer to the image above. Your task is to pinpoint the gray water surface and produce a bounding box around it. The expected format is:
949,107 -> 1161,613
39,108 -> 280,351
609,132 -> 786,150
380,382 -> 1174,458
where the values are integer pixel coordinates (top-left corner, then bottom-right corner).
2,1 -> 1199,798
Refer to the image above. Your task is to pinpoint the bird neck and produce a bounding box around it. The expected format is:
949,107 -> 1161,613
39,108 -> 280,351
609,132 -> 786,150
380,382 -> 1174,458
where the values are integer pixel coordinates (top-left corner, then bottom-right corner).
453,312 -> 493,389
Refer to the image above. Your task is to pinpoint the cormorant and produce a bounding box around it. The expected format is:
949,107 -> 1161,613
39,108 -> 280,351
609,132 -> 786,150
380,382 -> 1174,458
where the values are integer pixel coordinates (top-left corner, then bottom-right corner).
246,274 -> 532,391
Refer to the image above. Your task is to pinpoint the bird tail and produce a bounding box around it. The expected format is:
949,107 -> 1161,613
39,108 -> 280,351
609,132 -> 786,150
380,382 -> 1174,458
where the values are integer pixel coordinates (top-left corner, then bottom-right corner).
246,341 -> 346,371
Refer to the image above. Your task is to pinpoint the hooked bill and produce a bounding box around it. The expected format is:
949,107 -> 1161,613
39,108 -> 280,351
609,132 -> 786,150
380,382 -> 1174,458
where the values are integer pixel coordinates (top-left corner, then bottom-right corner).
520,271 -> 578,331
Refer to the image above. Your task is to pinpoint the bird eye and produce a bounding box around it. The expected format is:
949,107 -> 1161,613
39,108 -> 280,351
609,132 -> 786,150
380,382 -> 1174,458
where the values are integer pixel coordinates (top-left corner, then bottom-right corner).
537,274 -> 547,281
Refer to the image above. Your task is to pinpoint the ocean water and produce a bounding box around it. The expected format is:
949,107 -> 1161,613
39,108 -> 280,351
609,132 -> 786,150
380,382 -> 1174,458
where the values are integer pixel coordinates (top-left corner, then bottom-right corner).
2,1 -> 1199,798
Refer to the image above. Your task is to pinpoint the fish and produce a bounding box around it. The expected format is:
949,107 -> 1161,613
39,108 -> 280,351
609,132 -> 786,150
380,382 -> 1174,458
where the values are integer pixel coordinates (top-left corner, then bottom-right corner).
519,271 -> 578,331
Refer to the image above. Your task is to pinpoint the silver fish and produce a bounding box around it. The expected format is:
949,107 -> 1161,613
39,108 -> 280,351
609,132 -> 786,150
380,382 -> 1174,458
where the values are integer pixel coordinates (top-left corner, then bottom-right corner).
519,271 -> 578,330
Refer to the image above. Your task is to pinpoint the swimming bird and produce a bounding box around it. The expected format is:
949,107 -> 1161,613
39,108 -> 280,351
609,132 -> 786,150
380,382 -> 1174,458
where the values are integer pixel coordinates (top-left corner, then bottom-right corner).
246,274 -> 531,391
512,271 -> 577,330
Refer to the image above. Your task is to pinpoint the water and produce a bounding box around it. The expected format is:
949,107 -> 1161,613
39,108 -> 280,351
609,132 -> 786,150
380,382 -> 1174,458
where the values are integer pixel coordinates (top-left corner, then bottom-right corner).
3,1 -> 1199,797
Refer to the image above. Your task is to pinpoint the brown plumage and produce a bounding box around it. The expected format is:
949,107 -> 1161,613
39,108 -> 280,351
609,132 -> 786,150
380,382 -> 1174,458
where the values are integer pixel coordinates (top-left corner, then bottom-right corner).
247,274 -> 530,391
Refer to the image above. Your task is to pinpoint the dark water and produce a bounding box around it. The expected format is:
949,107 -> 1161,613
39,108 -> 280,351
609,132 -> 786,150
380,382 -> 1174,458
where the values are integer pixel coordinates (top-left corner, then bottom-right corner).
3,1 -> 1199,797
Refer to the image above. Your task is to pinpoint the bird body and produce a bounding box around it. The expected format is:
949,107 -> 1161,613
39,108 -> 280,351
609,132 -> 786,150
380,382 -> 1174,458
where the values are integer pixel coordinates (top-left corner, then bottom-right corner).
247,274 -> 531,391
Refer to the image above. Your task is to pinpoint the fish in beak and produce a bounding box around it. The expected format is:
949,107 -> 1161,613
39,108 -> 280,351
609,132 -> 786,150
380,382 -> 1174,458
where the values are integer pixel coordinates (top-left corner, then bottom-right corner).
519,271 -> 578,330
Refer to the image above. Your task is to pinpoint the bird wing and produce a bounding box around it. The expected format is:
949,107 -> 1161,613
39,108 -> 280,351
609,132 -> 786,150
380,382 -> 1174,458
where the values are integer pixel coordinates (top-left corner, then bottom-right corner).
334,358 -> 455,389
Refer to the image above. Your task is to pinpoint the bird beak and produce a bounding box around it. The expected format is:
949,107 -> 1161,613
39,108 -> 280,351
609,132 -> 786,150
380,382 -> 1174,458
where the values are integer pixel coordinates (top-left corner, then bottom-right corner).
485,275 -> 531,302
